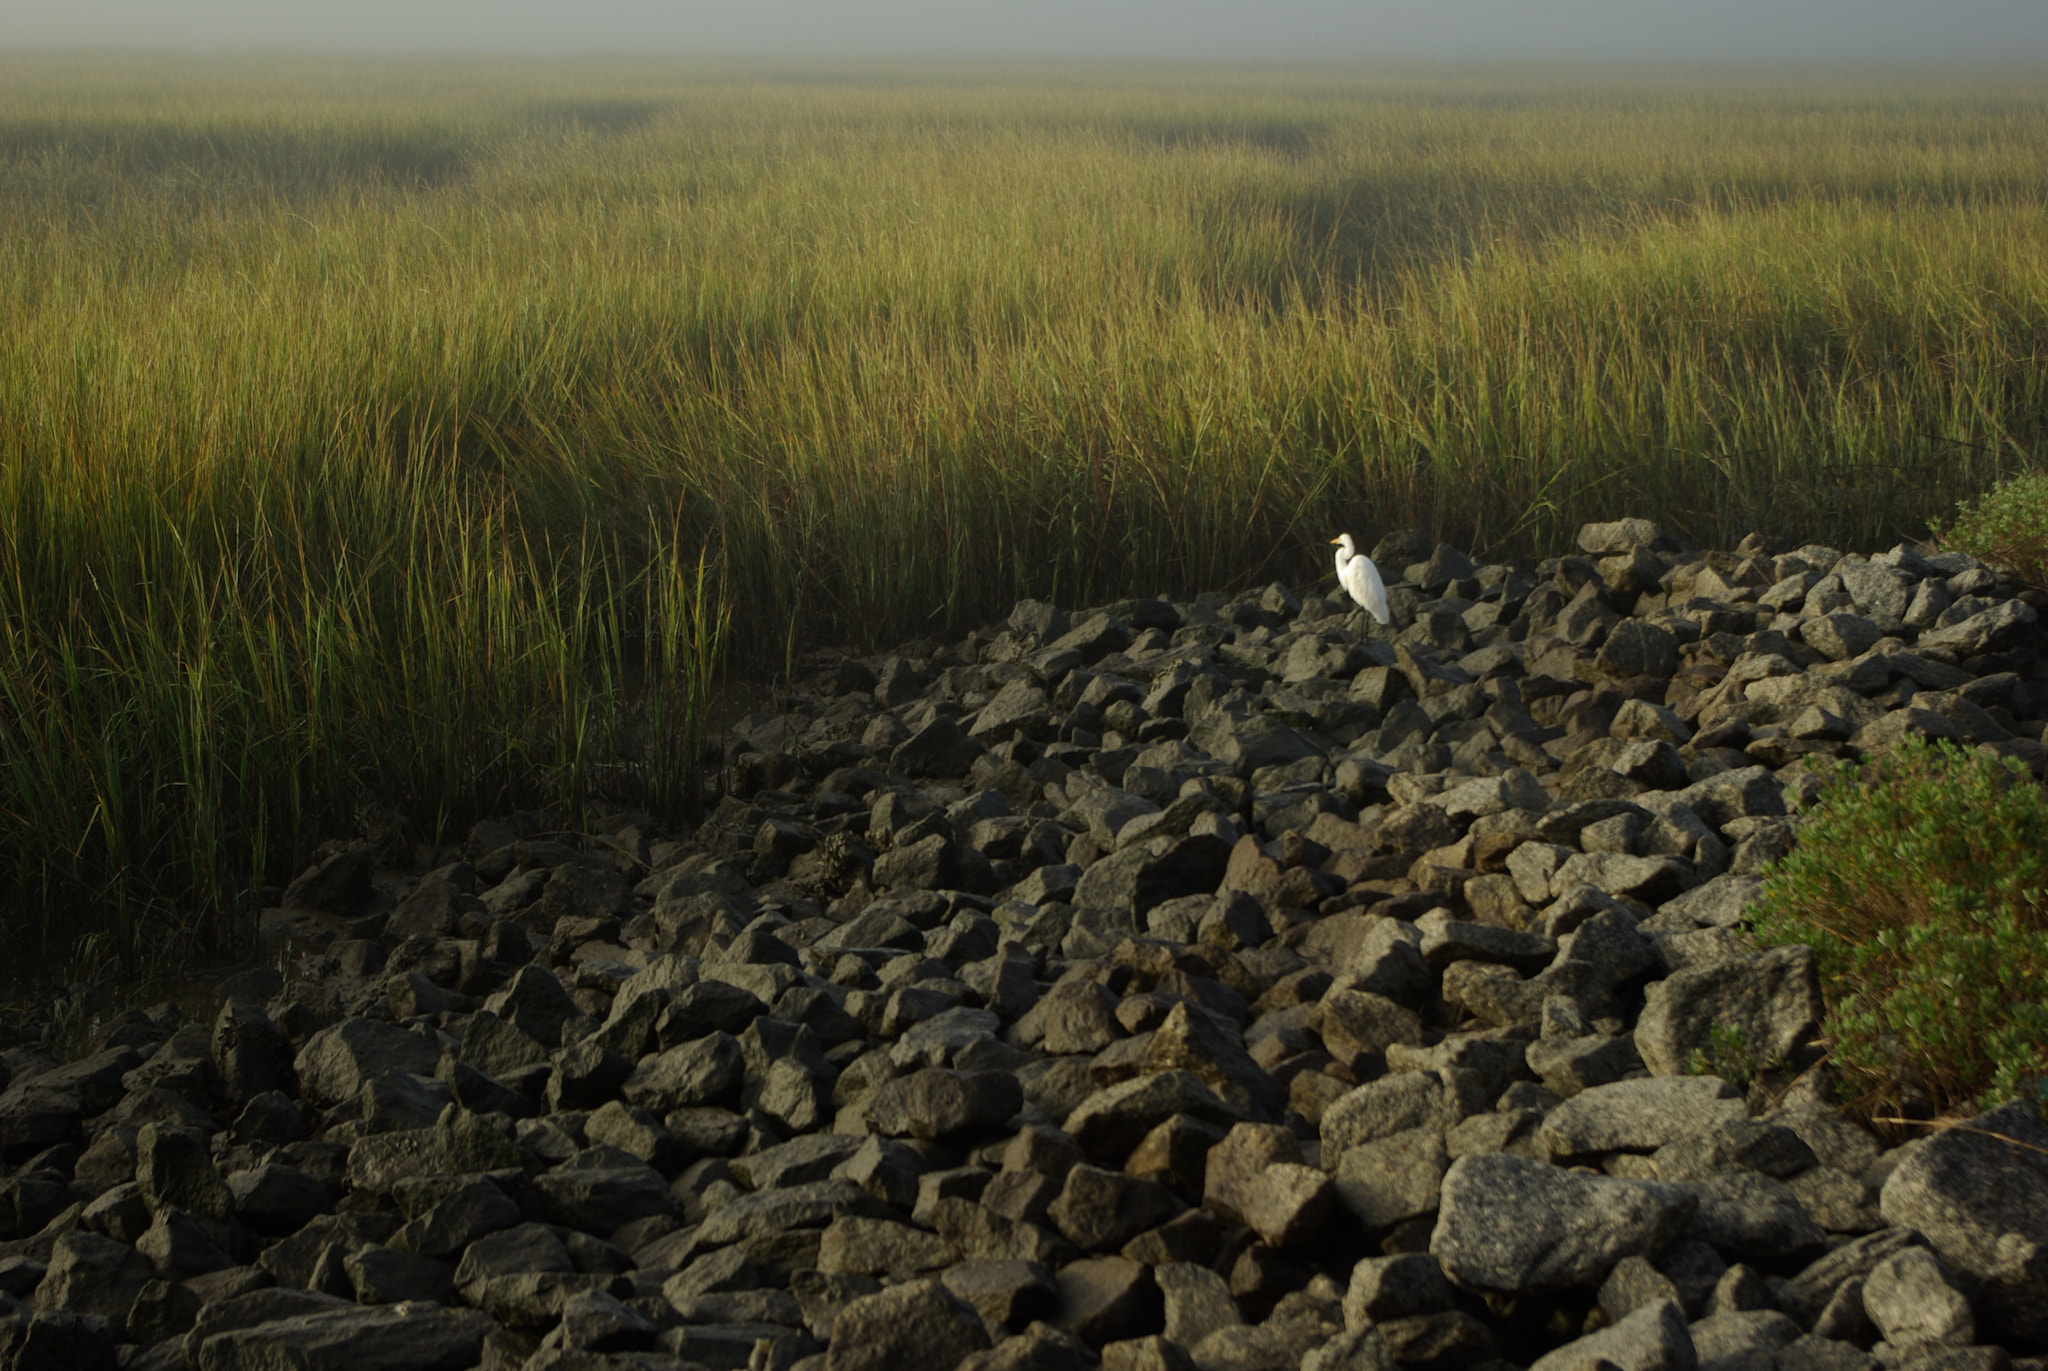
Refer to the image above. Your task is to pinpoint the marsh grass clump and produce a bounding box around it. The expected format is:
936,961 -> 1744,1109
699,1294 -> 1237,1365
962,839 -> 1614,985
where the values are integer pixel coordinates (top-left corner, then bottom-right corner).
5,55 -> 2048,952
1749,737 -> 2048,1121
1934,472 -> 2048,590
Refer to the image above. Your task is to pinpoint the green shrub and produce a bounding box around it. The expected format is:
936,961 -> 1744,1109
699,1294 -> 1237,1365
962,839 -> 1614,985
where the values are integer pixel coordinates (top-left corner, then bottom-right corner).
1748,736 -> 2048,1119
1683,1021 -> 1785,1108
1933,471 -> 2048,589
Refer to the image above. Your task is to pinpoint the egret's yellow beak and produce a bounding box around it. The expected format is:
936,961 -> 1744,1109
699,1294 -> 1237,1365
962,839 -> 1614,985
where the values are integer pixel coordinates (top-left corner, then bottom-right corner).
1328,536 -> 1342,545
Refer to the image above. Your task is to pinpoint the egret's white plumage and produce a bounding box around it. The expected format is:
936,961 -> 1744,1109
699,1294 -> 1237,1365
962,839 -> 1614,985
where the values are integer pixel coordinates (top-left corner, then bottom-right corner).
1331,533 -> 1390,625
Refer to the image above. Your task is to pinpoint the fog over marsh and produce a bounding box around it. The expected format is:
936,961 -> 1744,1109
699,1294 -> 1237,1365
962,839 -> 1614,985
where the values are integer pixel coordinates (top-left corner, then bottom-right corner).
8,0 -> 2046,62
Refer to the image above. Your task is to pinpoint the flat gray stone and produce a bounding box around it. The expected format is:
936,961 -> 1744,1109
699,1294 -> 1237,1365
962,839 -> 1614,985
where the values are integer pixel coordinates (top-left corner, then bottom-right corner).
1656,875 -> 1764,931
193,1303 -> 495,1371
1539,1077 -> 1746,1156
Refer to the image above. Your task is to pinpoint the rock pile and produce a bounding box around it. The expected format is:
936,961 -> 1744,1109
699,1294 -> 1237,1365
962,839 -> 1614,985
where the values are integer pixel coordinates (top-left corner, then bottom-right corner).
4,520 -> 2048,1371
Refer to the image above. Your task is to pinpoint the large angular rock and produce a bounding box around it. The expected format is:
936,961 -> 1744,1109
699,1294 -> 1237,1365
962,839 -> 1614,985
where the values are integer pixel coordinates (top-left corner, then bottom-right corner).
1772,1228 -> 1923,1327
1065,1072 -> 1243,1161
865,1069 -> 1023,1142
134,1205 -> 234,1281
1071,835 -> 1233,923
892,718 -> 987,779
1579,519 -> 1668,554
1048,1165 -> 1182,1252
1053,1256 -> 1162,1349
1597,619 -> 1679,681
534,1165 -> 673,1235
1878,1098 -> 2048,1345
1139,1001 -> 1281,1120
1861,1246 -> 1974,1349
1538,1077 -> 1746,1157
1527,1297 -> 1695,1371
1634,946 -> 1822,1077
1321,1071 -> 1465,1157
213,1000 -> 294,1106
1343,1253 -> 1452,1328
0,1310 -> 119,1371
1331,1127 -> 1448,1231
1189,712 -> 1322,774
293,1020 -> 439,1106
136,1121 -> 235,1221
826,1277 -> 991,1371
1917,598 -> 2036,658
940,1259 -> 1060,1329
1237,1162 -> 1336,1251
1431,1153 -> 1696,1294
621,1033 -> 743,1113
1157,1261 -> 1242,1345
872,833 -> 997,895
818,1216 -> 959,1278
1686,1311 -> 1801,1371
481,965 -> 579,1049
1684,1171 -> 1828,1264
1302,1327 -> 1397,1371
33,1231 -> 154,1337
2,1046 -> 141,1159
391,1177 -> 521,1258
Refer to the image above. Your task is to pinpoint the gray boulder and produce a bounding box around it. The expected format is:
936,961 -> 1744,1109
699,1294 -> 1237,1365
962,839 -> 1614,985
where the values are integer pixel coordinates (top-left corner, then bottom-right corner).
1684,1171 -> 1828,1264
620,1032 -> 743,1112
0,1310 -> 119,1371
480,964 -> 579,1049
892,718 -> 987,778
1070,834 -> 1232,923
817,1216 -> 959,1278
1321,1071 -> 1467,1156
1331,1127 -> 1448,1231
1343,1253 -> 1452,1328
1861,1246 -> 1974,1350
32,1231 -> 153,1337
826,1277 -> 992,1371
865,1068 -> 1023,1142
1157,1261 -> 1241,1345
292,1020 -> 439,1106
1065,1072 -> 1243,1161
1431,1153 -> 1695,1293
1528,1298 -> 1695,1371
1539,1077 -> 1747,1157
1687,1309 -> 1800,1371
1879,1102 -> 2048,1344
1635,946 -> 1822,1077
1917,598 -> 2037,658
136,1122 -> 235,1221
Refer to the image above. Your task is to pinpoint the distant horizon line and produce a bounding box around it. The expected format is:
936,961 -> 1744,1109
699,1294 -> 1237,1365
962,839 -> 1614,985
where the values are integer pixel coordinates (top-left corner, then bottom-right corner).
7,48 -> 2048,70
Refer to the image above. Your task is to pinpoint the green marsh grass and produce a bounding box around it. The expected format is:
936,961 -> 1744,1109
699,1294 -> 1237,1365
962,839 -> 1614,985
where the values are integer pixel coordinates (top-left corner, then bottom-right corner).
2,54 -> 2047,954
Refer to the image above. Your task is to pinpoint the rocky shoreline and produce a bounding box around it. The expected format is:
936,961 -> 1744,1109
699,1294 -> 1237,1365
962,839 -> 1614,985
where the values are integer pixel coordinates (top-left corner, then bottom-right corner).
4,518 -> 2048,1371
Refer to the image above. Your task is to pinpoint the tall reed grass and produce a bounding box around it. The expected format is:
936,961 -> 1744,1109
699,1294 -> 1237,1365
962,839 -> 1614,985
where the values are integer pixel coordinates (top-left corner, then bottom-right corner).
1,54 -> 2045,954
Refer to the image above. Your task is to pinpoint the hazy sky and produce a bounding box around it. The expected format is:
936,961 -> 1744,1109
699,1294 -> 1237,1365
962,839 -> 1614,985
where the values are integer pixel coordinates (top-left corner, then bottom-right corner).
5,1 -> 2046,63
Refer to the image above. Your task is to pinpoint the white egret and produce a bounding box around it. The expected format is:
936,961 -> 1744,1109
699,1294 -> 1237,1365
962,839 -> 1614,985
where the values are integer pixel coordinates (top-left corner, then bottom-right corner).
1330,533 -> 1390,625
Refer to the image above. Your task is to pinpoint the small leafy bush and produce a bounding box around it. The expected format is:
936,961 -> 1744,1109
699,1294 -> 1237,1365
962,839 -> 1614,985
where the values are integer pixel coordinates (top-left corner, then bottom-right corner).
1683,1022 -> 1786,1108
1748,736 -> 2048,1119
1932,471 -> 2048,589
